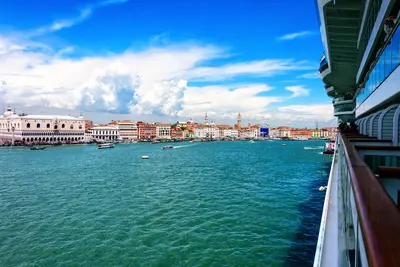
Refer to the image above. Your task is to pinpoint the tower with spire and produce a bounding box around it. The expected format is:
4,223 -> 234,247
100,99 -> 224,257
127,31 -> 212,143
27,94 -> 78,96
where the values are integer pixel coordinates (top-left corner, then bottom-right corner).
248,119 -> 251,127
205,113 -> 208,125
237,112 -> 242,129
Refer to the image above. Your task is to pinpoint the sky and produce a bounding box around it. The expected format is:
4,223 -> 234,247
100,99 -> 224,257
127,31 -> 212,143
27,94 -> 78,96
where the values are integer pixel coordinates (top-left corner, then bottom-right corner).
0,0 -> 334,127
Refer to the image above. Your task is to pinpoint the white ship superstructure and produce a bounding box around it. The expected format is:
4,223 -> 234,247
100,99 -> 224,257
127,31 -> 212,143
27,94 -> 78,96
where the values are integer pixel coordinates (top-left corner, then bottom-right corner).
314,0 -> 400,266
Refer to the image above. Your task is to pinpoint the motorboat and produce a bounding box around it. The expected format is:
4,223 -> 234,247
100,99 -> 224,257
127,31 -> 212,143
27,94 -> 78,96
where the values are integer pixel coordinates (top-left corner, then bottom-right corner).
30,146 -> 46,150
162,145 -> 173,150
98,143 -> 114,149
141,155 -> 149,159
322,141 -> 335,155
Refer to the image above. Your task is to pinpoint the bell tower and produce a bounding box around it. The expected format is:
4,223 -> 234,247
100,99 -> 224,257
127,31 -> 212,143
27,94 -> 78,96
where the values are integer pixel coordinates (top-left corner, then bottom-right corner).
237,112 -> 242,129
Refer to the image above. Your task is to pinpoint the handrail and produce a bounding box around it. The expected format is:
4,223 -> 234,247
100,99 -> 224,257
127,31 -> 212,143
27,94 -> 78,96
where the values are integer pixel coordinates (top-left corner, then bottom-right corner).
313,137 -> 337,267
340,133 -> 400,267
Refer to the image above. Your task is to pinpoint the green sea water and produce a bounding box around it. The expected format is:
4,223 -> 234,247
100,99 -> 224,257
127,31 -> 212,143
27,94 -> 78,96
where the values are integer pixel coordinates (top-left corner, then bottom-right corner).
0,140 -> 331,267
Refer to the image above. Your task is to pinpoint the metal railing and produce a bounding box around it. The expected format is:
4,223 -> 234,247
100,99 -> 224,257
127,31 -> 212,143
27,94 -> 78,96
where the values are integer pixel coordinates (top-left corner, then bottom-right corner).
314,133 -> 400,266
338,133 -> 400,267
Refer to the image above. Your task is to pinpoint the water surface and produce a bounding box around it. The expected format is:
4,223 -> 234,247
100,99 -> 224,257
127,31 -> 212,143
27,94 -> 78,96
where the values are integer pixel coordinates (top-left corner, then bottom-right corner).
0,140 -> 330,266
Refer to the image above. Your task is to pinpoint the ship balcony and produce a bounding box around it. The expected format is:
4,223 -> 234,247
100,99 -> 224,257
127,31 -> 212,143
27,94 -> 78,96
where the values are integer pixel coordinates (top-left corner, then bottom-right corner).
333,103 -> 355,116
324,85 -> 335,97
314,131 -> 400,267
319,58 -> 331,82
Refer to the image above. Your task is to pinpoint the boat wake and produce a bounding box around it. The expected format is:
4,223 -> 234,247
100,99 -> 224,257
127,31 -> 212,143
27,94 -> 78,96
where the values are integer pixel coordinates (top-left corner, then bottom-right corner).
304,146 -> 324,150
173,144 -> 197,149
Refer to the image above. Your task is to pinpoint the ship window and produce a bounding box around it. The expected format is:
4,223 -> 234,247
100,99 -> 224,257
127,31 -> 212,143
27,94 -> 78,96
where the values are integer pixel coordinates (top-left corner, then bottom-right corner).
27,123 -> 31,128
62,124 -> 65,128
357,24 -> 400,107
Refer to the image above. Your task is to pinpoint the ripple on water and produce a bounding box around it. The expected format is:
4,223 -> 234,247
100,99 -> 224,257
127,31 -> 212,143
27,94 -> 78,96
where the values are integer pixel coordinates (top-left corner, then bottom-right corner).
0,141 -> 330,266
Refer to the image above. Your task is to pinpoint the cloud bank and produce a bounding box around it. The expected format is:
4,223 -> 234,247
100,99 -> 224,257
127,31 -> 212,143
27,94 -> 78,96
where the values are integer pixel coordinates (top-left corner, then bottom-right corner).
0,5 -> 332,127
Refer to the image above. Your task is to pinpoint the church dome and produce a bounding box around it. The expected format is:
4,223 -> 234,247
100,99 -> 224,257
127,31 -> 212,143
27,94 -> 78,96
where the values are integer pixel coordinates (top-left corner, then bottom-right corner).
3,107 -> 14,117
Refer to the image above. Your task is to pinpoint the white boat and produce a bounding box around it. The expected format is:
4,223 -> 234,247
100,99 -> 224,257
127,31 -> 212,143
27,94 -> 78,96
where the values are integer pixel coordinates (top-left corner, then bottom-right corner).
314,2 -> 400,266
98,143 -> 114,149
141,155 -> 149,159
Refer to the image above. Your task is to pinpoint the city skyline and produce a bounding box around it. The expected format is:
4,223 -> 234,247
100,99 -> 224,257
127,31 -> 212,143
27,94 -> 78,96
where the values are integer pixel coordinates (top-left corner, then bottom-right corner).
0,0 -> 334,128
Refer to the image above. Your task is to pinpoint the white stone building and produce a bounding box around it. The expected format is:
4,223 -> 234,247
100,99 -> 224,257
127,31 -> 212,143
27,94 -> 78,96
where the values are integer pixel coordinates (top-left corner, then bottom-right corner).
269,128 -> 280,138
90,125 -> 119,141
0,107 -> 85,144
155,123 -> 171,139
221,127 -> 239,138
117,120 -> 137,140
239,127 -> 260,138
194,124 -> 219,139
231,129 -> 239,138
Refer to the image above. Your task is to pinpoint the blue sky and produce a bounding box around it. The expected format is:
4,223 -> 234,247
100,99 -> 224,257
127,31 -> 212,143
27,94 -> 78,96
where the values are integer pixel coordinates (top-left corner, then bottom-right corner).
0,0 -> 334,127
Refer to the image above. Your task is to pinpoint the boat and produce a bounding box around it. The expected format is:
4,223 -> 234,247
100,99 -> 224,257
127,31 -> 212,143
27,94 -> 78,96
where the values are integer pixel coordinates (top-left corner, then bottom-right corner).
30,146 -> 46,150
162,145 -> 173,149
314,2 -> 400,266
141,155 -> 149,159
281,144 -> 286,146
98,143 -> 114,149
322,141 -> 335,155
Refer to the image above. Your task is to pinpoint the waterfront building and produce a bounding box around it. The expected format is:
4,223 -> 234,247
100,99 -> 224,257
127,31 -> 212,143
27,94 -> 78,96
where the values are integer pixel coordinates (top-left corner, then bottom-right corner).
312,127 -> 337,139
136,121 -> 156,140
90,125 -> 119,141
277,126 -> 291,138
155,122 -> 171,139
182,128 -> 195,138
170,127 -> 183,139
269,128 -> 280,138
230,128 -> 239,138
0,107 -> 85,144
290,128 -> 313,140
194,124 -> 218,139
117,120 -> 138,140
239,127 -> 259,138
85,120 -> 93,131
314,1 -> 400,266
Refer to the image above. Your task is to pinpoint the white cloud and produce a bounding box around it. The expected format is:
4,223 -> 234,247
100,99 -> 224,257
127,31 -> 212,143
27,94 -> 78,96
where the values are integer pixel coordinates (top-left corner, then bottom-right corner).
0,21 -> 328,127
31,0 -> 130,35
277,31 -> 313,40
297,72 -> 319,79
276,103 -> 334,122
0,31 -> 318,117
181,84 -> 281,117
185,59 -> 315,81
0,41 -> 221,115
285,86 -> 309,97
